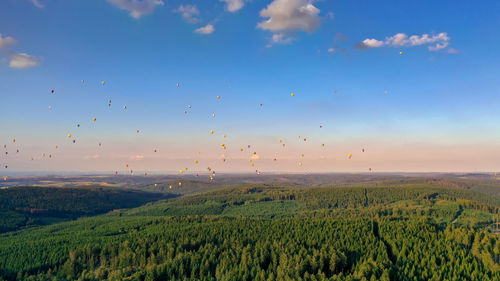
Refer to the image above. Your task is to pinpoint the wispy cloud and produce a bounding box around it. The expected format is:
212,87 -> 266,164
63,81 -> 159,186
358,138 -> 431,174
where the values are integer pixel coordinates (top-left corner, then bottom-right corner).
84,154 -> 100,160
29,0 -> 44,8
356,32 -> 451,52
174,4 -> 200,24
1,34 -> 41,69
258,0 -> 321,45
0,33 -> 18,48
220,0 -> 245,12
106,0 -> 164,19
194,24 -> 215,35
8,53 -> 42,69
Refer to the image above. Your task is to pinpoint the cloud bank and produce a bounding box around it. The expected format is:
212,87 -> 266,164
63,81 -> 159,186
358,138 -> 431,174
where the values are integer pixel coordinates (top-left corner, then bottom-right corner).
356,32 -> 451,52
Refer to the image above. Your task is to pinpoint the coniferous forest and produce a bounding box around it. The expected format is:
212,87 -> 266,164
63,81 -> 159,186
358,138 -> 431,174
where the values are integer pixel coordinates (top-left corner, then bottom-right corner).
0,183 -> 499,281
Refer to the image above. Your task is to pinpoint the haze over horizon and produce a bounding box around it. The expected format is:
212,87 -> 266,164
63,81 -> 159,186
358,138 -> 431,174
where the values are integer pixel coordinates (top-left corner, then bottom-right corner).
1,0 -> 500,175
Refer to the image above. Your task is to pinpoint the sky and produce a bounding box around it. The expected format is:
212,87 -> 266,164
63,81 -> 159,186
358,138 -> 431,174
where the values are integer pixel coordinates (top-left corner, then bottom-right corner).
1,0 -> 500,175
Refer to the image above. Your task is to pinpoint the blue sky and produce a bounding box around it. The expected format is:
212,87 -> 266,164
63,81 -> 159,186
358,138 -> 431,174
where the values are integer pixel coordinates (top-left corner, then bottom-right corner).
1,0 -> 500,174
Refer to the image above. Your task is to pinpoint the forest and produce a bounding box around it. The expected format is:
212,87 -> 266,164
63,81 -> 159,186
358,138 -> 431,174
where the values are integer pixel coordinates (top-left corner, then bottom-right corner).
0,183 -> 499,280
0,186 -> 171,233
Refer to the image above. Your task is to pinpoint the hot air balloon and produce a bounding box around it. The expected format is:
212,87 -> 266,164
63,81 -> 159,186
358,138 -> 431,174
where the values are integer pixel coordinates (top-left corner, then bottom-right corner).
217,95 -> 221,99
50,89 -> 54,94
291,93 -> 295,97
93,118 -> 96,122
102,81 -> 106,86
210,130 -> 214,134
68,134 -> 72,138
177,83 -> 180,87
348,154 -> 352,159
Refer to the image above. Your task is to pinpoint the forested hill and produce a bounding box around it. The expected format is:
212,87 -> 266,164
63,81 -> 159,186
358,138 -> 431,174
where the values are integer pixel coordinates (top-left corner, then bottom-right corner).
0,184 -> 499,280
0,186 -> 173,233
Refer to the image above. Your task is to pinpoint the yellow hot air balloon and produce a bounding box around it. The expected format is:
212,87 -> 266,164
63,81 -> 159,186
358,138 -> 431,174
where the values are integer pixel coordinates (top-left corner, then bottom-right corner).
178,182 -> 182,186
195,160 -> 199,164
240,148 -> 244,151
217,95 -> 221,99
12,139 -> 16,143
399,51 -> 403,55
180,170 -> 184,173
210,130 -> 214,134
93,118 -> 96,121
291,93 -> 295,97
279,139 -> 282,143
348,154 -> 352,159
102,81 -> 106,86
68,134 -> 72,138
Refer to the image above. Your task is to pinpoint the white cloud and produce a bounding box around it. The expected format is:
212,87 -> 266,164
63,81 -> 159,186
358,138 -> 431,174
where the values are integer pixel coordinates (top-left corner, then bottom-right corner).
328,47 -> 335,53
106,0 -> 164,19
220,0 -> 245,12
447,48 -> 459,54
272,33 -> 293,44
8,53 -> 42,69
194,24 -> 215,34
258,0 -> 321,44
357,32 -> 451,51
30,0 -> 44,8
357,38 -> 384,49
174,5 -> 200,24
0,33 -> 18,48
